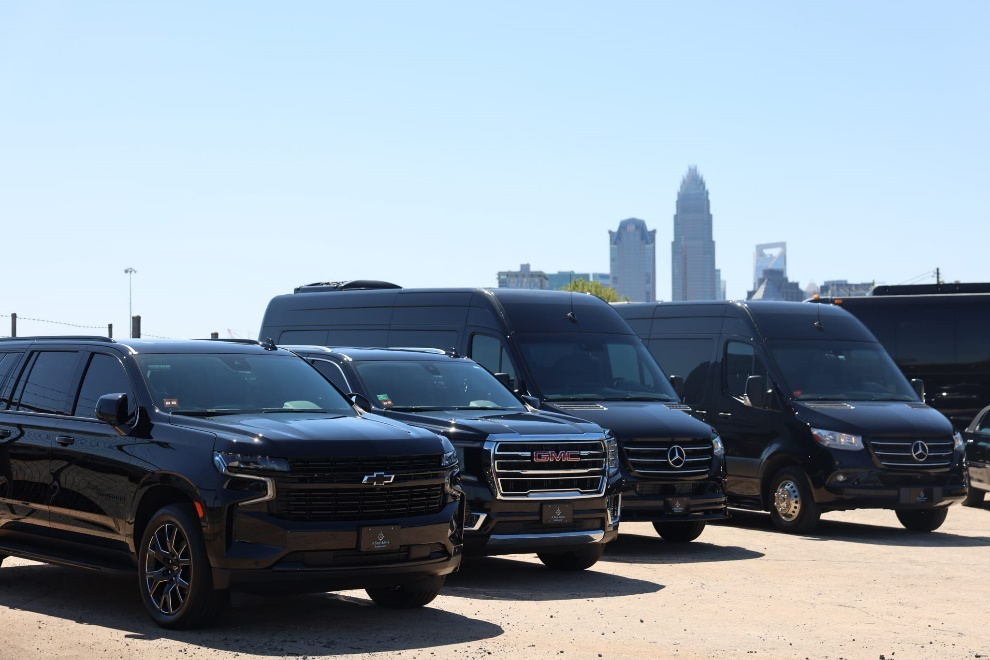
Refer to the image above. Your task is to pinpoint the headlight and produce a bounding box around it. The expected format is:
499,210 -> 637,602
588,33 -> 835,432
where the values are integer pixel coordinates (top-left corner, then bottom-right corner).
441,437 -> 458,468
811,428 -> 864,451
712,433 -> 725,456
953,431 -> 965,451
213,452 -> 290,474
605,434 -> 620,473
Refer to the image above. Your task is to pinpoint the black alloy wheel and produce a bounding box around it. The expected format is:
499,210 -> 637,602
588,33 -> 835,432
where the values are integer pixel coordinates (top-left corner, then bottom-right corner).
537,543 -> 604,570
767,467 -> 821,533
652,520 -> 706,543
896,508 -> 949,532
138,504 -> 227,629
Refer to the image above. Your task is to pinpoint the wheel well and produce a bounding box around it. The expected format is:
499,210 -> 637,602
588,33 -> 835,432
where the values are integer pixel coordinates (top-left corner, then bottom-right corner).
759,455 -> 802,509
133,485 -> 193,547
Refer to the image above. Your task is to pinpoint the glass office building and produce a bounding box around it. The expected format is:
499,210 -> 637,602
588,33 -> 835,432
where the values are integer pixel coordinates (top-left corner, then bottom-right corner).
671,167 -> 719,301
609,218 -> 656,303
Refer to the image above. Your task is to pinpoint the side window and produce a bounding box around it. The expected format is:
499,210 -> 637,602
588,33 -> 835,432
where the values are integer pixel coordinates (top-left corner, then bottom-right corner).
311,360 -> 350,393
13,351 -> 80,415
470,334 -> 517,384
0,353 -> 16,408
723,341 -> 768,401
73,354 -> 135,419
649,338 -> 713,405
0,353 -> 25,410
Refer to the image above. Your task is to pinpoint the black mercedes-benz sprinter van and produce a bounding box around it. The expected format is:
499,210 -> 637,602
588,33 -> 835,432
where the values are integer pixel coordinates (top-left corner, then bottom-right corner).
260,282 -> 727,543
615,301 -> 968,533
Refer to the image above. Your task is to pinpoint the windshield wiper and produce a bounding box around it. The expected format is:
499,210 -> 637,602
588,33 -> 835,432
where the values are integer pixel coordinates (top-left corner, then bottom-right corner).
171,410 -> 247,417
260,409 -> 336,414
387,406 -> 447,412
599,396 -> 675,402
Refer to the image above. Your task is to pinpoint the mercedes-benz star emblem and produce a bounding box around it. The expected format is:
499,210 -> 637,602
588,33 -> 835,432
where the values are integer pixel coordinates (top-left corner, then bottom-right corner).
667,445 -> 687,468
911,441 -> 929,462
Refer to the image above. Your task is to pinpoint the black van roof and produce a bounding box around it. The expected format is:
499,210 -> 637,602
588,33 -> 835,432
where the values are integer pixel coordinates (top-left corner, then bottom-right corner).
617,300 -> 876,342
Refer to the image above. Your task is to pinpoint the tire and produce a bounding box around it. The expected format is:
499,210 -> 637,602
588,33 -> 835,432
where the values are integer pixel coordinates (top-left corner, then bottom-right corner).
138,504 -> 228,629
896,508 -> 949,532
652,521 -> 706,543
366,577 -> 444,608
537,543 -> 604,571
962,488 -> 986,507
767,467 -> 821,533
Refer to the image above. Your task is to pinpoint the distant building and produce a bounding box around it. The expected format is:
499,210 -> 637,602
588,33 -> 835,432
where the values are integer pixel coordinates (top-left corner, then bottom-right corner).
804,282 -> 820,298
747,268 -> 804,302
819,280 -> 875,297
716,269 -> 727,301
754,242 -> 787,288
547,271 -> 611,291
497,263 -> 549,290
609,218 -> 656,302
672,167 -> 719,301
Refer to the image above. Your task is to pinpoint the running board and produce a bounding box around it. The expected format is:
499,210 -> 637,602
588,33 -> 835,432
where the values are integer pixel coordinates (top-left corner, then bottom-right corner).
0,531 -> 136,577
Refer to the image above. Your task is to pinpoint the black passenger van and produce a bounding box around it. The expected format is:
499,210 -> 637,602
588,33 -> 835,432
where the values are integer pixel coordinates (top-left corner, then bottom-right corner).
814,284 -> 990,430
261,282 -> 728,543
615,301 -> 968,533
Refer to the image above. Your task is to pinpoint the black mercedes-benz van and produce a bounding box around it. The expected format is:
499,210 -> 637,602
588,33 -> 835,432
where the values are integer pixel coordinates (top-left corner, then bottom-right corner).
615,301 -> 968,533
285,346 -> 621,569
260,282 -> 727,543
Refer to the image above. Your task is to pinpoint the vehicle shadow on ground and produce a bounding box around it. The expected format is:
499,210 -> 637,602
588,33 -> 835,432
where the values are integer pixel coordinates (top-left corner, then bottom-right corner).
600,532 -> 764,565
0,562 -> 503,656
719,511 -> 990,547
443,555 -> 663,601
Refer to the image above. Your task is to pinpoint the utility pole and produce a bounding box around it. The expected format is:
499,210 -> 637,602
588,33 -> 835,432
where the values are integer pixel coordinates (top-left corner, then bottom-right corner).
124,268 -> 137,337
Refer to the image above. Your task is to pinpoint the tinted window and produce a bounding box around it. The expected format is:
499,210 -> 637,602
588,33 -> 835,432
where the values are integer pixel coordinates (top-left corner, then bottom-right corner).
0,353 -> 24,410
470,334 -> 517,384
14,351 -> 80,415
956,307 -> 990,373
311,360 -> 350,392
74,354 -> 135,419
649,338 -> 713,405
352,360 -> 523,411
388,330 -> 458,351
895,318 -> 954,372
723,342 -> 768,400
978,412 -> 990,435
0,353 -> 18,408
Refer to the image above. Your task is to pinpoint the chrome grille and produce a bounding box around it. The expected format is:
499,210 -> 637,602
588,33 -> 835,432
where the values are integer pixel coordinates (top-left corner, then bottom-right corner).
622,438 -> 713,479
488,438 -> 607,499
868,437 -> 954,469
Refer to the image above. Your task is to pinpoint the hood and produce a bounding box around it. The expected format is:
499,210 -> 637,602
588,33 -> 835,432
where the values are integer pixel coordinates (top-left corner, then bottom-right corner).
543,400 -> 713,440
170,412 -> 445,457
791,401 -> 955,438
379,408 -> 603,443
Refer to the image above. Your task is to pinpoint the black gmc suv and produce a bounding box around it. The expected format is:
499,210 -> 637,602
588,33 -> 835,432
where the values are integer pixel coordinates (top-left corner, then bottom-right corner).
0,337 -> 463,628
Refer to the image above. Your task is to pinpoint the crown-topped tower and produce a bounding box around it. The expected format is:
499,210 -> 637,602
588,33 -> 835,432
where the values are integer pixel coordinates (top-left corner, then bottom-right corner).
671,166 -> 720,301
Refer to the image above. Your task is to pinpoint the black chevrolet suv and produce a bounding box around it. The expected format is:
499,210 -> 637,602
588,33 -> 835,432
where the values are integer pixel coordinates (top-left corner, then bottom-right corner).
0,337 -> 463,628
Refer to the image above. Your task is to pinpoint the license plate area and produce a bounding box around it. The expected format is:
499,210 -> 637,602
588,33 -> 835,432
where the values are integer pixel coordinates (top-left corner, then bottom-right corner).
665,497 -> 690,514
899,487 -> 941,504
542,502 -> 574,525
359,525 -> 400,552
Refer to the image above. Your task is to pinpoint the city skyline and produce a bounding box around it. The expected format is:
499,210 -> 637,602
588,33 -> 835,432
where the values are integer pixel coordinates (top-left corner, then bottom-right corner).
672,167 -> 721,301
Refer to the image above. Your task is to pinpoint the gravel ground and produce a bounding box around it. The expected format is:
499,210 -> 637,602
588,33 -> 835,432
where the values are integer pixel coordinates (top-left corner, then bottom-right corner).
1,504 -> 988,659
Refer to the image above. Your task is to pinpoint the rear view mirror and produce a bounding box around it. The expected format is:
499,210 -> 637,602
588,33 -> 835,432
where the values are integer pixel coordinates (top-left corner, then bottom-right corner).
96,393 -> 132,432
493,372 -> 514,390
348,393 -> 372,412
669,375 -> 685,400
911,378 -> 926,402
745,375 -> 769,408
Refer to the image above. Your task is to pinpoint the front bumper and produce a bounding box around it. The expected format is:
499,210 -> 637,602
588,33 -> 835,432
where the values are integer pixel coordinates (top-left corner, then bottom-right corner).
811,468 -> 968,511
620,479 -> 729,522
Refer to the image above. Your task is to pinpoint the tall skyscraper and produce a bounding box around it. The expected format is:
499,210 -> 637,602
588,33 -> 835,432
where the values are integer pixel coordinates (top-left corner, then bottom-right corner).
609,218 -> 656,302
671,167 -> 719,301
754,242 -> 787,288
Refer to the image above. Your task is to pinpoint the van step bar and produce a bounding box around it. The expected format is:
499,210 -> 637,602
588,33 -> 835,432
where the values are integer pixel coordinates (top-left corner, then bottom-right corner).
0,532 -> 136,577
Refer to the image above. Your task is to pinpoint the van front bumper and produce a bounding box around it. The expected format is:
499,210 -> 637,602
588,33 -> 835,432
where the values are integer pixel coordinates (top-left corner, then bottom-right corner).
812,468 -> 968,511
620,479 -> 728,522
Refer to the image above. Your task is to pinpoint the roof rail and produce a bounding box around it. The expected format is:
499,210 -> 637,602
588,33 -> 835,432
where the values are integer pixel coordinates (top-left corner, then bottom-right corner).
293,280 -> 402,294
197,338 -> 262,345
0,335 -> 115,343
871,282 -> 990,296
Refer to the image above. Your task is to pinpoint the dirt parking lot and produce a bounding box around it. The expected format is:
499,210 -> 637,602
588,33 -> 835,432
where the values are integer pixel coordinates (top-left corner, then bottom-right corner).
1,504 -> 987,659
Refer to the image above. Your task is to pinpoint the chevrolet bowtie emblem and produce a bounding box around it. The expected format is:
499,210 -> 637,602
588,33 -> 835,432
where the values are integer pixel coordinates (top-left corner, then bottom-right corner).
362,472 -> 396,486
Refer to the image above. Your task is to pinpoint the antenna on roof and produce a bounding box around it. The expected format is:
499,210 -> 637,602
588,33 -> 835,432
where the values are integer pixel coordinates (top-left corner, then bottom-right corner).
814,302 -> 824,331
262,337 -> 277,351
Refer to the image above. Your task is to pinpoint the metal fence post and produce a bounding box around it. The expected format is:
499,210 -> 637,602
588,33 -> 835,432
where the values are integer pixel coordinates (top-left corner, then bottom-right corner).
10,313 -> 15,337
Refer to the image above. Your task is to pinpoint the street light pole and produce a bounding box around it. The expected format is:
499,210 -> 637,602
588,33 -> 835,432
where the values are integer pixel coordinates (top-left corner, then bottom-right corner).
124,267 -> 137,337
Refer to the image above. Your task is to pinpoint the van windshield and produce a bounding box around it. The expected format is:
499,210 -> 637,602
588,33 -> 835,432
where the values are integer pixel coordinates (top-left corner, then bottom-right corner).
768,340 -> 918,402
352,359 -> 524,411
135,353 -> 356,416
515,333 -> 678,401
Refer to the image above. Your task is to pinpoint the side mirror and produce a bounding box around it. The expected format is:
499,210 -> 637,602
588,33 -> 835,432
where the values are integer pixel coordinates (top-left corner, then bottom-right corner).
911,378 -> 925,402
348,392 -> 372,412
520,395 -> 541,409
96,393 -> 132,432
669,375 -> 685,400
493,373 -> 514,390
745,375 -> 769,408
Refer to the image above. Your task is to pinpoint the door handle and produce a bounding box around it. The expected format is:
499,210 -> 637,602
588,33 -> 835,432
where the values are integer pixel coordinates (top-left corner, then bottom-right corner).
0,429 -> 10,439
718,412 -> 732,418
55,435 -> 75,446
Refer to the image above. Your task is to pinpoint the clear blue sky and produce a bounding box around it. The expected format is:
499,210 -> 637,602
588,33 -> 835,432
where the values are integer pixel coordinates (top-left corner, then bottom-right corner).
2,2 -> 987,339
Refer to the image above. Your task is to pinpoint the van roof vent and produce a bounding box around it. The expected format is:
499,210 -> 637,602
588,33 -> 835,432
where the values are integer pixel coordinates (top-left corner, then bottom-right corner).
802,402 -> 855,410
664,403 -> 692,411
294,280 -> 402,294
553,402 -> 608,411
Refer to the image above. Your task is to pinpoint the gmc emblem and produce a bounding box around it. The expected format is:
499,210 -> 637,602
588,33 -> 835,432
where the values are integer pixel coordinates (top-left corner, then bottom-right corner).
533,450 -> 582,462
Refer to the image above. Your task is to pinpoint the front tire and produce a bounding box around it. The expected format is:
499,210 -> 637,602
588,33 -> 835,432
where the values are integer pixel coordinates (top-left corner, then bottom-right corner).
767,467 -> 821,533
896,508 -> 948,532
138,504 -> 227,629
652,521 -> 706,543
366,577 -> 443,608
537,543 -> 604,570
962,488 -> 986,507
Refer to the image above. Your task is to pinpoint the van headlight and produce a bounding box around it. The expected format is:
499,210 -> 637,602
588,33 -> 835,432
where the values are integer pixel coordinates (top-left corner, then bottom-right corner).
953,431 -> 965,451
605,434 -> 620,475
811,428 -> 864,451
712,433 -> 725,456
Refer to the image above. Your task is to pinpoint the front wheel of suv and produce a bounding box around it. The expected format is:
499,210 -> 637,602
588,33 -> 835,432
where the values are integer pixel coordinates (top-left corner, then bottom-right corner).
138,504 -> 228,629
366,577 -> 444,608
767,467 -> 821,533
537,543 -> 604,570
652,521 -> 706,543
896,508 -> 948,532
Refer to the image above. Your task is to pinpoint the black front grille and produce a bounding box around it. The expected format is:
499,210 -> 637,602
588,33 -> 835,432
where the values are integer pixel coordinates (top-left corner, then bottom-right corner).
622,438 -> 713,479
491,439 -> 606,498
868,437 -> 954,469
285,455 -> 444,484
273,483 -> 445,521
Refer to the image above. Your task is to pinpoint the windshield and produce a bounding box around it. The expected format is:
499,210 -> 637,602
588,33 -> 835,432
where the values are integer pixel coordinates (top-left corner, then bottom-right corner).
768,340 -> 918,402
135,353 -> 356,416
352,359 -> 524,411
515,333 -> 678,401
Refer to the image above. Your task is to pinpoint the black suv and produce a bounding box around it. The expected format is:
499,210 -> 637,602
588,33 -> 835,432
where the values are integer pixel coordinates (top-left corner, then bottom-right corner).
286,347 -> 621,570
0,337 -> 463,628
